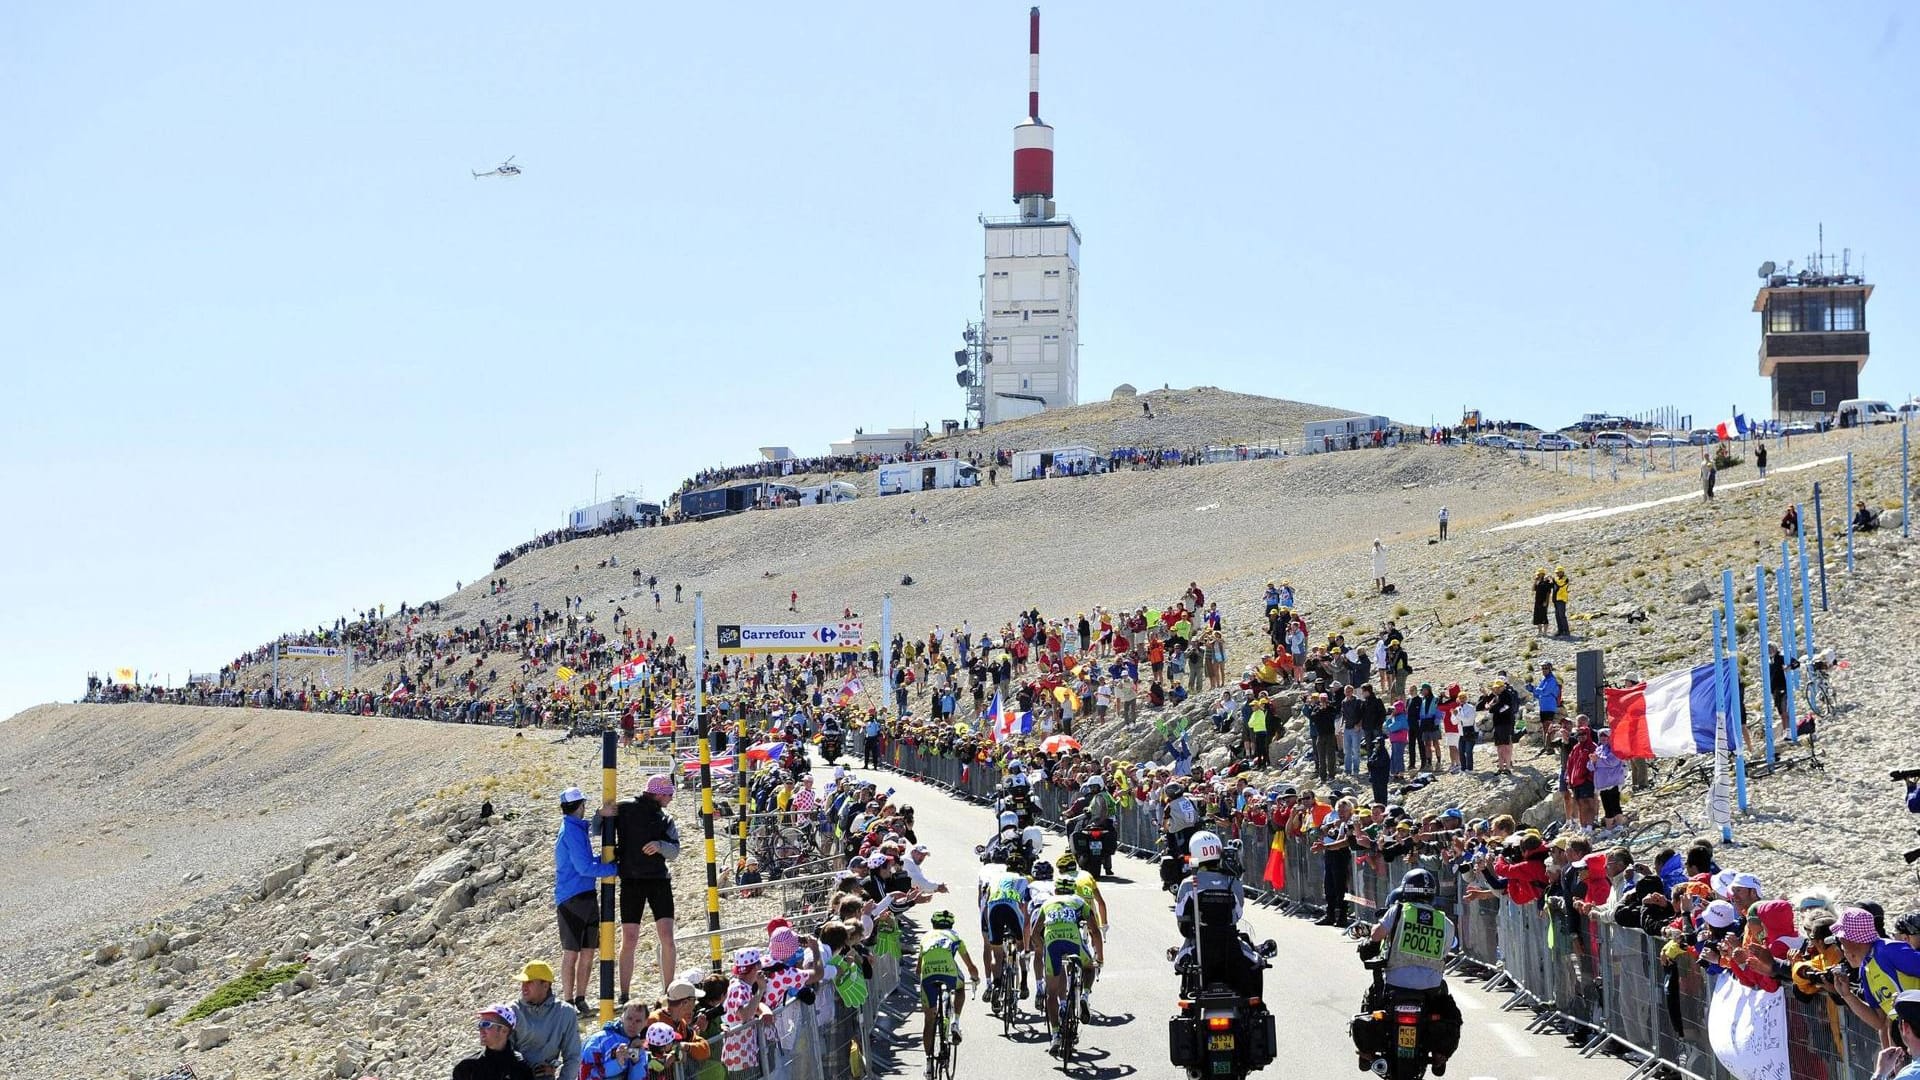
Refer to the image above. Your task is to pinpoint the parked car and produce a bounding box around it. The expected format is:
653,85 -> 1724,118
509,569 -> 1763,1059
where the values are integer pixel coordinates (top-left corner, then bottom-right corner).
1535,433 -> 1577,451
1686,428 -> 1719,445
1783,420 -> 1819,436
1472,434 -> 1523,449
1593,430 -> 1645,450
1646,432 -> 1681,448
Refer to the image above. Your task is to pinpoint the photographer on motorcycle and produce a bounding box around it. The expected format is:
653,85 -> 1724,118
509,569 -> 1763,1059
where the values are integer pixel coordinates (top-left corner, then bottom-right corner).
1065,778 -> 1118,878
978,811 -> 1038,872
1357,868 -> 1462,1076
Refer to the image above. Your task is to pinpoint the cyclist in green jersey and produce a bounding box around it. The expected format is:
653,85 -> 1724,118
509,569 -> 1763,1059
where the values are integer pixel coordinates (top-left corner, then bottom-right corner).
1024,876 -> 1103,1053
918,910 -> 979,1059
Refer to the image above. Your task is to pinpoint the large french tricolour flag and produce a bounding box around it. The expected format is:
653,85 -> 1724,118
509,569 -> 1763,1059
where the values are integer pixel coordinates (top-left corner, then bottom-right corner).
1605,663 -> 1721,759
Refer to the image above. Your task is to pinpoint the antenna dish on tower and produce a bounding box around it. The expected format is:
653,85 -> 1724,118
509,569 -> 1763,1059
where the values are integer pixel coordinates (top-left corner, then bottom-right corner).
1757,261 -> 1777,279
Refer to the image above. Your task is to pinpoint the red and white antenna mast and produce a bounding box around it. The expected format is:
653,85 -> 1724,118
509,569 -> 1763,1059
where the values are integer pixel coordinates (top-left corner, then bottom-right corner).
1012,6 -> 1055,219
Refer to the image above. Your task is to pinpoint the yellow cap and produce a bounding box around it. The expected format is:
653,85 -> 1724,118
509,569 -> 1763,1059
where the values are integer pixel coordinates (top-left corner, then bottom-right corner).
517,961 -> 557,984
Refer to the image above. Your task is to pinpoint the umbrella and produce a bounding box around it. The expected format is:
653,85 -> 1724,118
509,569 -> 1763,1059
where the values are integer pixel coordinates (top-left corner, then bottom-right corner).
1040,734 -> 1081,754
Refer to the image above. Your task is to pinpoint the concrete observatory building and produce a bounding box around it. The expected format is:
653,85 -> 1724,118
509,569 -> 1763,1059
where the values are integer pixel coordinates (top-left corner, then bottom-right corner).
975,8 -> 1081,426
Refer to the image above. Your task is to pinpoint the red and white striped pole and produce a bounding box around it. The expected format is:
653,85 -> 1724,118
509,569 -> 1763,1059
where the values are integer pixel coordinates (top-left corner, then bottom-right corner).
1028,6 -> 1041,120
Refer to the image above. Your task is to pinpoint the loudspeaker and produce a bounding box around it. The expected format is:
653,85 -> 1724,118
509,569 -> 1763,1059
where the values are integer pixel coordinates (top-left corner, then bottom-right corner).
1575,648 -> 1605,722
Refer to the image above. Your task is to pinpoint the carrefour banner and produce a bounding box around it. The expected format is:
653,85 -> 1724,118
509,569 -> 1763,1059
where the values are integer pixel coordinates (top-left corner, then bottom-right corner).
716,621 -> 864,654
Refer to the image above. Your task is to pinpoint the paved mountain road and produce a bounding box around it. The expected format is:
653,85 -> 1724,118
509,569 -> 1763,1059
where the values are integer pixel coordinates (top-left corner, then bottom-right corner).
849,760 -> 1635,1080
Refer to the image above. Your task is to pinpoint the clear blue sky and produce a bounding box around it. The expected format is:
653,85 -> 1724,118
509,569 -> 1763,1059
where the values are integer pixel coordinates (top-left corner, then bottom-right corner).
1,2 -> 1912,718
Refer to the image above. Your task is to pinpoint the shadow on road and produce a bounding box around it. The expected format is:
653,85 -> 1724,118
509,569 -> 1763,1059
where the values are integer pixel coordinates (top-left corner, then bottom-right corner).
1058,1045 -> 1139,1079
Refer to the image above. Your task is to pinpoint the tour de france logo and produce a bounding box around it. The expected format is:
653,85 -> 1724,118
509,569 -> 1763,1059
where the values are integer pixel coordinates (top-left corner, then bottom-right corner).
717,625 -> 742,650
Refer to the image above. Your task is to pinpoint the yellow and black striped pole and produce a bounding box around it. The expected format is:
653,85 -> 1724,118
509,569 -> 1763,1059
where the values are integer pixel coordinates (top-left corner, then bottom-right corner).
597,728 -> 617,1023
694,593 -> 723,967
736,688 -> 750,860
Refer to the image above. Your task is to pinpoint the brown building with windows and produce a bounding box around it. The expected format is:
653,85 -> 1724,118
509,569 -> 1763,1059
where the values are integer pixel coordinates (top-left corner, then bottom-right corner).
1754,266 -> 1870,421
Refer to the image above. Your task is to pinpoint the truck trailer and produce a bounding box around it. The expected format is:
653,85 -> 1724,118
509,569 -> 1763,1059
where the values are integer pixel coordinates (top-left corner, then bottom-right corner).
877,459 -> 979,496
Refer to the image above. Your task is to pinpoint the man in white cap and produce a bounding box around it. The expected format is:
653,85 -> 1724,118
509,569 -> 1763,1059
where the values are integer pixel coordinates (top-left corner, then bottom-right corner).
553,787 -> 602,1013
904,844 -> 948,895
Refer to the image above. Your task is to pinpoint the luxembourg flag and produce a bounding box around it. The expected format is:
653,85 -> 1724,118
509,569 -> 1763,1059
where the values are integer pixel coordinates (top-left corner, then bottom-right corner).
1605,663 -> 1722,758
1713,414 -> 1749,441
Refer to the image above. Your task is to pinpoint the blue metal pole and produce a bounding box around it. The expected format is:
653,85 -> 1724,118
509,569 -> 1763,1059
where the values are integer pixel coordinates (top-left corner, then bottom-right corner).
1778,543 -> 1800,743
1710,610 -> 1737,844
1904,419 -> 1911,539
1722,570 -> 1748,815
1795,505 -> 1814,654
1846,451 -> 1855,573
1813,482 -> 1829,611
1754,566 -> 1775,766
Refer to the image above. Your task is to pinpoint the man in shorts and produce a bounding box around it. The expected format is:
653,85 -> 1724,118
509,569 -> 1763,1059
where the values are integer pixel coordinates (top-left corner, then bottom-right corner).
978,857 -> 1032,997
553,787 -> 604,1013
605,773 -> 681,1001
917,910 -> 980,1066
1026,875 -> 1103,1053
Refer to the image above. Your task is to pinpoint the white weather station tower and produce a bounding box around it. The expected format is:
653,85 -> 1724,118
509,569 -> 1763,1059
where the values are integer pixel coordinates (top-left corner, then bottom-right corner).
958,8 -> 1081,427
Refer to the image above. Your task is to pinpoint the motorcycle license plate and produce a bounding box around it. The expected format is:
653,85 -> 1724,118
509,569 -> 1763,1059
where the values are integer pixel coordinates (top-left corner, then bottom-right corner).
1090,841 -> 1103,853
1397,1025 -> 1419,1049
1207,1034 -> 1235,1051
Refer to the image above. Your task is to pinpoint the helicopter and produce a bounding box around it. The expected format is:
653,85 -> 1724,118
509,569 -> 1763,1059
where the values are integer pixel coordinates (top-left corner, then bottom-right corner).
472,156 -> 521,179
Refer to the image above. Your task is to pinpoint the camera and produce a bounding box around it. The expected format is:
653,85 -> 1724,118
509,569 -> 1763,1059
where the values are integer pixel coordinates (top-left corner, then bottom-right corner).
1891,769 -> 1920,783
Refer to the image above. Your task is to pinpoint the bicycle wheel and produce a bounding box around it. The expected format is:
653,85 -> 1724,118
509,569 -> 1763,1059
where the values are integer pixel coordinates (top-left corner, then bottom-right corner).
1058,964 -> 1079,1066
943,998 -> 959,1079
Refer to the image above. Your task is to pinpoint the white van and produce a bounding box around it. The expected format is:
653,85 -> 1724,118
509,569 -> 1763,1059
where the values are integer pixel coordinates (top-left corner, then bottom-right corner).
1836,399 -> 1900,428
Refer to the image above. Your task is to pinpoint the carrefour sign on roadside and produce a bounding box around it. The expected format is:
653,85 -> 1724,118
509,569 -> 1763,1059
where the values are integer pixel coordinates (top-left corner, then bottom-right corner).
716,622 -> 865,654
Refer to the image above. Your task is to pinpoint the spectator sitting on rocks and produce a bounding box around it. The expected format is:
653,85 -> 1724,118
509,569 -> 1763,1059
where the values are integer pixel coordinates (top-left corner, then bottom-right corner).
1781,504 -> 1799,538
512,961 -> 581,1080
1855,500 -> 1880,532
581,1000 -> 650,1080
455,1003 -> 535,1080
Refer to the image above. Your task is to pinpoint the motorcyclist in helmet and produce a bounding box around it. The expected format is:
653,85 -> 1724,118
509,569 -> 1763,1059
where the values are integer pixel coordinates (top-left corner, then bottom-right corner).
1171,830 -> 1264,1001
1064,777 -> 1118,878
1360,868 -> 1462,1075
1159,782 -> 1203,889
997,764 -> 1037,827
977,811 -> 1032,868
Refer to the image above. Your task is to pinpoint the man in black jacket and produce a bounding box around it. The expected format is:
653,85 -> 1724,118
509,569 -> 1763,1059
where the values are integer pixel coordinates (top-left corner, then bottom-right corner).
605,773 -> 682,1002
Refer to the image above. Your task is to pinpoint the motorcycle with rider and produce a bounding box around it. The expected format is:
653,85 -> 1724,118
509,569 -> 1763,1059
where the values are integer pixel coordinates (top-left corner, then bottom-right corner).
1063,776 -> 1118,879
1349,868 -> 1462,1078
1167,830 -> 1277,1080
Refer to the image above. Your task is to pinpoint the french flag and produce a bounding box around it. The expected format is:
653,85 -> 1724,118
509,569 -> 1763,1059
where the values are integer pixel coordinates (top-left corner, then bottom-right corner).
1713,414 -> 1749,441
987,693 -> 1032,743
1604,664 -> 1722,758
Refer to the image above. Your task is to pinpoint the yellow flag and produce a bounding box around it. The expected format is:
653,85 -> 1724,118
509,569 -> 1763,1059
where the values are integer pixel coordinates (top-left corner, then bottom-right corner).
556,666 -> 576,682
113,667 -> 137,686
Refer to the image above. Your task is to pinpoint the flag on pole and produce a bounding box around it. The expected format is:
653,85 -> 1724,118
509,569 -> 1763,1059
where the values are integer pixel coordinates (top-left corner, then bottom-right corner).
1264,828 -> 1287,891
1605,664 -> 1721,758
1713,414 -> 1749,441
556,666 -> 576,682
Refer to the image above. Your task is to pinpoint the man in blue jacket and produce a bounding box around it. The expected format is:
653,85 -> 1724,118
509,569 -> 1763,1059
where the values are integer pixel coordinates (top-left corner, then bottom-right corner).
554,786 -> 604,1015
1525,662 -> 1563,747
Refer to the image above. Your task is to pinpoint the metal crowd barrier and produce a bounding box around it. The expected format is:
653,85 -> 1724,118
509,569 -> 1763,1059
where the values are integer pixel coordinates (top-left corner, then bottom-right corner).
866,735 -> 1900,1079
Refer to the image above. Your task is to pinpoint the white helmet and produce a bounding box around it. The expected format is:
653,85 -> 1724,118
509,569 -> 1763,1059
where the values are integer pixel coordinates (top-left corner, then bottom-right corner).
1189,830 -> 1223,864
1086,776 -> 1105,791
998,811 -> 1019,830
1022,825 -> 1047,853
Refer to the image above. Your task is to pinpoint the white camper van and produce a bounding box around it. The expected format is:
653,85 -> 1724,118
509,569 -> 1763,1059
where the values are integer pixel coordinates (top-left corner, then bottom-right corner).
877,460 -> 979,496
1836,399 -> 1899,428
1009,445 -> 1100,481
794,481 -> 859,505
